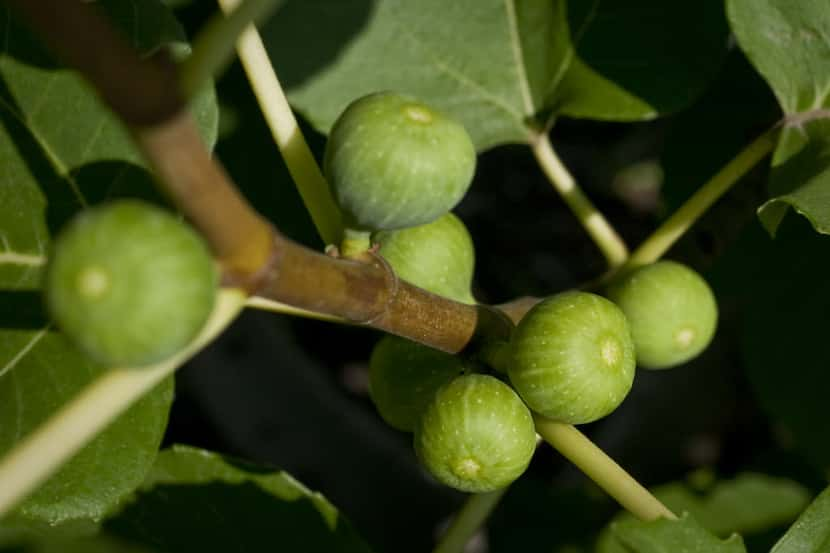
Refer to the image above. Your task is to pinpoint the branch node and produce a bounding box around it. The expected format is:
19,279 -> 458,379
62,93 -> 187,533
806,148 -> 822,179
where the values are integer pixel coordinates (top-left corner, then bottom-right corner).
355,251 -> 400,326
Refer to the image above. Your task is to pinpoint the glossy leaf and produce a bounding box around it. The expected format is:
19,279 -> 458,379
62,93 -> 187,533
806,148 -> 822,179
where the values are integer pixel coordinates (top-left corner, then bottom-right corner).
608,513 -> 746,553
758,119 -> 830,236
264,0 -> 727,150
770,485 -> 830,553
0,332 -> 174,525
558,0 -> 728,122
104,445 -> 374,553
728,0 -> 830,235
727,0 -> 830,115
597,472 -> 809,553
0,0 -> 214,527
653,473 -> 809,537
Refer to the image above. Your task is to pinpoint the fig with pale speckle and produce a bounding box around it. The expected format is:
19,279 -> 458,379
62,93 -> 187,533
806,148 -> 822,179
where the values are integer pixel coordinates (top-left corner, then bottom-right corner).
44,200 -> 217,367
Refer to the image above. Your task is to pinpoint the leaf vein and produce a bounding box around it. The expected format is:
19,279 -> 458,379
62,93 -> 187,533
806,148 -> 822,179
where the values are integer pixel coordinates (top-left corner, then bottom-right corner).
399,27 -> 524,122
0,327 -> 49,379
503,0 -> 534,115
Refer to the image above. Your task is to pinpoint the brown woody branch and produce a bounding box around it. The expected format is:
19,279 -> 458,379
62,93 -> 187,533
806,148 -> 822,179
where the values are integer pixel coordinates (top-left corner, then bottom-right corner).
9,0 -> 517,353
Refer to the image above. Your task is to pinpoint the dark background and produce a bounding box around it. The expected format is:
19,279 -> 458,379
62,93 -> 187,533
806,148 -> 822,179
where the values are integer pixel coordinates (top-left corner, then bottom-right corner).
159,3 -> 825,552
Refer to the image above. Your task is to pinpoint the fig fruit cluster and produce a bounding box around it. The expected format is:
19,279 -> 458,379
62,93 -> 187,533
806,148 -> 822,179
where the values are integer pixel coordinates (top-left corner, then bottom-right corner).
42,90 -> 721,499
329,91 -> 720,494
367,264 -> 717,493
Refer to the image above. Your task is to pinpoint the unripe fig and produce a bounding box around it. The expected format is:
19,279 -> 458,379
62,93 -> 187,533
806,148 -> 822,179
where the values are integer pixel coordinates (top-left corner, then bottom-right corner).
369,335 -> 468,432
324,92 -> 476,232
414,374 -> 537,493
606,261 -> 717,369
375,213 -> 475,304
508,291 -> 635,424
44,200 -> 217,367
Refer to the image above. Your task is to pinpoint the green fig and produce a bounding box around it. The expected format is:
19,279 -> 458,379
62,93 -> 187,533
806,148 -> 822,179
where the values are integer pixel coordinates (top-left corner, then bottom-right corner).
606,261 -> 718,369
44,200 -> 217,367
414,374 -> 537,493
368,335 -> 469,432
375,213 -> 475,304
324,92 -> 476,233
509,291 -> 636,424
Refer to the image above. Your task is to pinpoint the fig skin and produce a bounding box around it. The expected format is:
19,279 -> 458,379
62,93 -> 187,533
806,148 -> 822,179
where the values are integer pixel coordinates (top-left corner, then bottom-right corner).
414,374 -> 537,493
375,213 -> 475,304
324,92 -> 476,232
508,291 -> 636,424
369,335 -> 468,432
44,200 -> 217,367
606,261 -> 718,370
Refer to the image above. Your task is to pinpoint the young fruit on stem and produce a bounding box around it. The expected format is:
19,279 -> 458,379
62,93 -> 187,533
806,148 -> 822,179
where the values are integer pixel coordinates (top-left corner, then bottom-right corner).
324,92 -> 476,237
44,199 -> 218,367
414,374 -> 537,493
374,212 -> 476,304
508,291 -> 636,424
369,335 -> 469,432
606,261 -> 717,369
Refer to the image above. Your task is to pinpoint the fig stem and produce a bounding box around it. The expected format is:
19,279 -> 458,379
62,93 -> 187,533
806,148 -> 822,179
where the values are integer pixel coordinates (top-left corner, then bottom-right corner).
0,289 -> 246,518
216,0 -> 343,246
531,134 -> 629,269
533,414 -> 676,521
180,0 -> 282,98
620,126 -> 778,273
432,488 -> 509,553
340,228 -> 372,259
476,339 -> 511,374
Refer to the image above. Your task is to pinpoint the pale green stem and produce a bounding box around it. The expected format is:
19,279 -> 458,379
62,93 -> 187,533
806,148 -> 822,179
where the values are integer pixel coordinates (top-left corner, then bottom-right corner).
245,295 -> 346,323
0,289 -> 247,518
217,0 -> 343,245
531,134 -> 629,268
432,488 -> 509,553
622,126 -> 778,272
534,415 -> 676,521
179,0 -> 282,98
340,228 -> 372,259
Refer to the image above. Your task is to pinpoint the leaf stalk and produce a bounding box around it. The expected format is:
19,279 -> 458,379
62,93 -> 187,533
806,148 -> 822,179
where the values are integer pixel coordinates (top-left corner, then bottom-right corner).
531,134 -> 629,269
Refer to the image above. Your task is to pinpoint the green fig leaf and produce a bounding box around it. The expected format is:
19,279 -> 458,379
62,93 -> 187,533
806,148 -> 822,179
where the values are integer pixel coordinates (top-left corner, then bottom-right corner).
728,0 -> 830,235
0,330 -> 173,526
770,485 -> 830,553
727,0 -> 830,116
607,513 -> 747,553
652,473 -> 809,537
264,0 -> 727,150
758,119 -> 830,236
104,445 -> 374,553
597,472 -> 809,553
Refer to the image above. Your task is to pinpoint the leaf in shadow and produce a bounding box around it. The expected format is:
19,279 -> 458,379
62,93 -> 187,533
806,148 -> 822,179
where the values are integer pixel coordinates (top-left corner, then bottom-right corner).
104,445 -> 374,553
